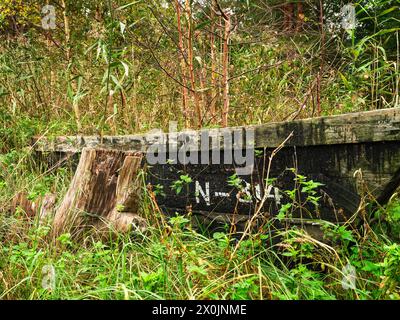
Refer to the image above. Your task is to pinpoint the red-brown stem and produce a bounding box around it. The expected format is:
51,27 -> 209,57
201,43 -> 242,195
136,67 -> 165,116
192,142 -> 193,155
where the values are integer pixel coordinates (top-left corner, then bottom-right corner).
221,13 -> 231,127
185,0 -> 202,128
175,0 -> 190,127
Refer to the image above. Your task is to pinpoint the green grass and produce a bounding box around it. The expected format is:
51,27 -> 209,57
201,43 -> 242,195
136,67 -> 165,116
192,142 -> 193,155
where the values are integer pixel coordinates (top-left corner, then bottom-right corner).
0,154 -> 399,300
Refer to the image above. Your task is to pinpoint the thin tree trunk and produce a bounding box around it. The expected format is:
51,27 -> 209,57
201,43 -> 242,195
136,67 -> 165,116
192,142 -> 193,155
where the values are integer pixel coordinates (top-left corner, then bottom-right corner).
210,0 -> 217,122
175,0 -> 190,127
221,13 -> 231,127
396,30 -> 399,107
316,0 -> 325,116
61,0 -> 76,129
60,0 -> 71,61
185,0 -> 202,128
199,58 -> 208,113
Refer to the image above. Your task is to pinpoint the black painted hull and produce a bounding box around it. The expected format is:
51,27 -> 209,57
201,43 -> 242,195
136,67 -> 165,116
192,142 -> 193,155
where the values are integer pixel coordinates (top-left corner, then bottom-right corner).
148,141 -> 400,224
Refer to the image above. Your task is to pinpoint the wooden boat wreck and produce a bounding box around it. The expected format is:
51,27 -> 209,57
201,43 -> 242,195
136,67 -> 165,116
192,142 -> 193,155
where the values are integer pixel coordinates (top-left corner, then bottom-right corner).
32,108 -> 400,234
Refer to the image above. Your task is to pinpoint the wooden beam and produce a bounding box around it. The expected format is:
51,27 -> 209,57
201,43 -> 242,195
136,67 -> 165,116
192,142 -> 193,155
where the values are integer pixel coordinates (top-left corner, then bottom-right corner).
33,108 -> 400,153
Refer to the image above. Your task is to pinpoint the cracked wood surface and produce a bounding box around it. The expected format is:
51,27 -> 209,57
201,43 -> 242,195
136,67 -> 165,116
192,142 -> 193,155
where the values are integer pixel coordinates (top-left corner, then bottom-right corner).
33,108 -> 400,153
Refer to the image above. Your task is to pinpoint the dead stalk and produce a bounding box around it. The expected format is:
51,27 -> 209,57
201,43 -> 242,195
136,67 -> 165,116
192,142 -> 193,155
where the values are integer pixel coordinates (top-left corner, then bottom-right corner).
227,132 -> 294,263
60,0 -> 71,61
210,0 -> 217,121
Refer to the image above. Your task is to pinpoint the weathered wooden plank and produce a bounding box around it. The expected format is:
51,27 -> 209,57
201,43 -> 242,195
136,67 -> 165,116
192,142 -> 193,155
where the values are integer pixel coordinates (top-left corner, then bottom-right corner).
32,108 -> 400,153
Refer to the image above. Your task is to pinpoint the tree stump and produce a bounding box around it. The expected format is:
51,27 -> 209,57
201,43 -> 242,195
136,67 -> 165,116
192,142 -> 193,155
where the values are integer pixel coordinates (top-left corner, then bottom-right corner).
52,148 -> 145,238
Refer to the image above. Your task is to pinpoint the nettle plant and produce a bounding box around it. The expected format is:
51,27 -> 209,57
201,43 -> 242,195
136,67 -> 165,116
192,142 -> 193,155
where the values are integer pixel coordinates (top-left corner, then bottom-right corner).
227,173 -> 252,202
171,174 -> 192,195
277,168 -> 324,221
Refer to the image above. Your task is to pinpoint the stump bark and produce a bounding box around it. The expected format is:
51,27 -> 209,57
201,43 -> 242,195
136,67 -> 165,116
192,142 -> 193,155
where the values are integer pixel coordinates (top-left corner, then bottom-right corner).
52,148 -> 145,237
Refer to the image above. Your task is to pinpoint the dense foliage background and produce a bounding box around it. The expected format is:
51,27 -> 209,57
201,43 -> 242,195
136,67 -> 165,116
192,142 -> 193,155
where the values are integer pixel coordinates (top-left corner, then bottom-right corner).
0,0 -> 398,143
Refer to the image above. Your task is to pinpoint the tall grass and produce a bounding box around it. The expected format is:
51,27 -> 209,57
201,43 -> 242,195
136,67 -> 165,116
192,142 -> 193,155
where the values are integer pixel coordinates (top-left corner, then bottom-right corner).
0,149 -> 399,300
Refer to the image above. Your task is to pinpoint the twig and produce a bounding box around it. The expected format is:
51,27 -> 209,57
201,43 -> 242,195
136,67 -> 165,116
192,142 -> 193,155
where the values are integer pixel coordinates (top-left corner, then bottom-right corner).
227,132 -> 294,264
